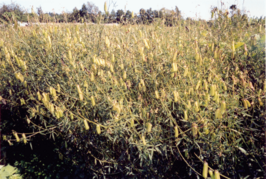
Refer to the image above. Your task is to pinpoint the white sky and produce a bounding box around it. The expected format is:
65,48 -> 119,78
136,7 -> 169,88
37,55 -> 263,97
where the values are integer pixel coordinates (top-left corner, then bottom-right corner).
2,0 -> 265,20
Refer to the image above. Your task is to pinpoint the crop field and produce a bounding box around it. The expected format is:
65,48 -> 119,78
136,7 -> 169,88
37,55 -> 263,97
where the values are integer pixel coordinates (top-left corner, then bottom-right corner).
0,11 -> 265,178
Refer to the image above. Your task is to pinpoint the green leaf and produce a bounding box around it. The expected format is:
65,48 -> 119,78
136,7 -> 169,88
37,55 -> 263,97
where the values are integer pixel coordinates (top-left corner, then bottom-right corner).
235,42 -> 245,50
0,164 -> 17,178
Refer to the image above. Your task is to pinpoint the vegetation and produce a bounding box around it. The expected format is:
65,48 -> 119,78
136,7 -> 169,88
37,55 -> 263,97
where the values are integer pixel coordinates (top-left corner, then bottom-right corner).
0,1 -> 182,25
0,164 -> 22,179
0,2 -> 265,178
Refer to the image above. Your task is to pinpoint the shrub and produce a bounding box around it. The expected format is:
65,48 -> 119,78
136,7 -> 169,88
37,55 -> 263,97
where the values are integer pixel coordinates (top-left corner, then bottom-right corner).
0,7 -> 265,178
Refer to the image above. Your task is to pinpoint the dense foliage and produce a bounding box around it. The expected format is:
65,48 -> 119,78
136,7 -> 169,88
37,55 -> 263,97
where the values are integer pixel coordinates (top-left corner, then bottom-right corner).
0,2 -> 182,25
0,6 -> 265,178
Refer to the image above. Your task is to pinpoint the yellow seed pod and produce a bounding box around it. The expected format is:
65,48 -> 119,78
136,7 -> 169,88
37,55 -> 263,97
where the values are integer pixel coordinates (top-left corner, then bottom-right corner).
209,170 -> 213,177
15,72 -> 24,83
232,41 -> 235,52
50,87 -> 55,98
68,50 -> 72,61
195,52 -> 200,61
155,90 -> 159,99
244,44 -> 248,56
139,30 -> 142,38
80,62 -> 84,71
20,98 -> 26,105
174,91 -> 179,102
259,24 -> 261,32
214,92 -> 220,104
174,126 -> 179,138
111,54 -> 115,62
57,84 -> 61,92
90,72 -> 95,82
123,71 -> 127,80
195,80 -> 201,90
221,101 -> 226,114
146,123 -> 152,133
184,110 -> 188,120
141,136 -> 146,145
246,99 -> 251,107
7,140 -> 13,146
105,36 -> 110,48
142,54 -> 146,61
194,101 -> 200,112
210,84 -> 216,96
84,119 -> 90,130
202,161 -> 208,178
37,91 -> 42,101
42,92 -> 50,103
21,61 -> 27,71
133,35 -> 137,43
22,133 -> 27,144
131,11 -> 134,18
258,89 -> 262,96
131,118 -> 134,127
77,85 -> 83,101
223,82 -> 227,91
186,101 -> 192,109
139,79 -> 146,92
172,62 -> 178,72
13,131 -> 20,142
243,99 -> 248,109
207,74 -> 212,83
91,96 -> 96,106
96,124 -> 101,134
120,63 -> 124,70
58,108 -> 64,118
47,36 -> 52,48
104,1 -> 108,14
110,64 -> 114,73
49,103 -> 55,114
172,51 -> 177,62
192,123 -> 198,137
70,112 -> 74,120
143,39 -> 150,49
215,108 -> 222,119
205,93 -> 210,102
214,49 -> 218,59
214,170 -> 220,179
83,81 -> 88,89
171,72 -> 175,78
258,97 -> 263,106
107,71 -> 112,78
184,67 -> 188,77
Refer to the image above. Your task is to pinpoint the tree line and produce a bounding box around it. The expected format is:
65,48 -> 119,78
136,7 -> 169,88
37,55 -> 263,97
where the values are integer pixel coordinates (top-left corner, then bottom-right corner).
0,1 -> 182,26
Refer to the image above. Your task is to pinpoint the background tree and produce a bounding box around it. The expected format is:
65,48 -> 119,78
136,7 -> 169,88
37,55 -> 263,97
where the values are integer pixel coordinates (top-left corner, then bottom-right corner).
86,1 -> 99,14
139,8 -> 147,24
69,7 -> 81,22
175,6 -> 181,20
80,3 -> 88,22
36,6 -> 44,22
108,9 -> 116,23
116,9 -> 124,23
0,3 -> 26,23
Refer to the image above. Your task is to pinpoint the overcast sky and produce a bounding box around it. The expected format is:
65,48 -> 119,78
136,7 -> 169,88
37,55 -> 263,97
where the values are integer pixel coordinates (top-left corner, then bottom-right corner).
1,0 -> 265,20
